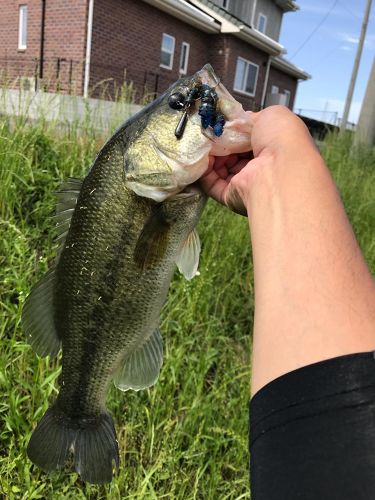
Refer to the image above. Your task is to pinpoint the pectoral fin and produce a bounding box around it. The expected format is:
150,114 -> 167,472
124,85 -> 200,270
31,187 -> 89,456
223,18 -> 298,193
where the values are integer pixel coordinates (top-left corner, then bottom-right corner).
114,328 -> 163,392
175,228 -> 201,280
134,207 -> 171,270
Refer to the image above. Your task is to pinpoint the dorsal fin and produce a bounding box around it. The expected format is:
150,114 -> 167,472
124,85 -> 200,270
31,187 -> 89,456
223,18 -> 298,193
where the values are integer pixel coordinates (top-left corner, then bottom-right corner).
22,177 -> 83,358
52,177 -> 83,260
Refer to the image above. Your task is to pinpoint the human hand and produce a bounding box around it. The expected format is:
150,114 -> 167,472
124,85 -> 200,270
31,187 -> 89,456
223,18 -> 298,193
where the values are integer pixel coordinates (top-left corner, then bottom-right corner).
200,106 -> 318,215
199,153 -> 253,216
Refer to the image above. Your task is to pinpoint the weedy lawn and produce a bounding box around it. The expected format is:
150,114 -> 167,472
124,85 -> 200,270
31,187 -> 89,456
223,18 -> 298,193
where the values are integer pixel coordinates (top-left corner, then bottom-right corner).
0,112 -> 374,499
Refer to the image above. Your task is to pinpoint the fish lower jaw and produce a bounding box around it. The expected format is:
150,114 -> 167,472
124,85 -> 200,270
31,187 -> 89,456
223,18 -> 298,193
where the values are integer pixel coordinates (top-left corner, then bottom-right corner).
175,184 -> 203,198
126,181 -> 178,202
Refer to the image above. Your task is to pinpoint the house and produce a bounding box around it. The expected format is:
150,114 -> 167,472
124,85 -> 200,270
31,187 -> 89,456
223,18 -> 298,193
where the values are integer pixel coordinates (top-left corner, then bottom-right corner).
0,0 -> 310,111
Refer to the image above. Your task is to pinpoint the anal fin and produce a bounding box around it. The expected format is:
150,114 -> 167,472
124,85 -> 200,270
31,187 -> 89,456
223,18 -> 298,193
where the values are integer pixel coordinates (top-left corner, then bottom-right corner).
114,328 -> 163,392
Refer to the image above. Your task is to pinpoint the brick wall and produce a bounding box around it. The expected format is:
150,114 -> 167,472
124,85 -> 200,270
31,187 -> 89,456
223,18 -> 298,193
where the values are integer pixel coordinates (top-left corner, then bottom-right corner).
267,66 -> 298,109
41,0 -> 87,93
90,0 -> 210,100
0,0 -> 87,94
0,0 -> 42,83
0,0 -> 299,109
208,35 -> 269,111
90,1 -> 270,110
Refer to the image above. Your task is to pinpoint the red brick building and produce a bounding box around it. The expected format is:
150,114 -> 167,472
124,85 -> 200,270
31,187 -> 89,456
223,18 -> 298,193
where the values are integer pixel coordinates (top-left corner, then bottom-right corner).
0,0 -> 310,110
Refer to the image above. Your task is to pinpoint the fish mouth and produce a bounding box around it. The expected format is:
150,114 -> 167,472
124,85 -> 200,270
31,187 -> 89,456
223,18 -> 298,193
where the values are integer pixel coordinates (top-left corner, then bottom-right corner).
196,64 -> 221,87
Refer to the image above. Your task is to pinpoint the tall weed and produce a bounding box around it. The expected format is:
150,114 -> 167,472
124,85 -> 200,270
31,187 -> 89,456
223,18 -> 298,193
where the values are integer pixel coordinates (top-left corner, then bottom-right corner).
0,109 -> 373,497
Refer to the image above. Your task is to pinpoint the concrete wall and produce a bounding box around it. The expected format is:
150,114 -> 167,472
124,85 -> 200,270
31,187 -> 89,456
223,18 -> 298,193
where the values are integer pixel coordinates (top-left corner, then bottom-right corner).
0,88 -> 141,132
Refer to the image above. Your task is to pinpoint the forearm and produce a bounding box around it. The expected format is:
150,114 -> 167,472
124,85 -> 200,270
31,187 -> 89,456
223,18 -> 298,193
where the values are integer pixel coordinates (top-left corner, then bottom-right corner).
243,138 -> 375,394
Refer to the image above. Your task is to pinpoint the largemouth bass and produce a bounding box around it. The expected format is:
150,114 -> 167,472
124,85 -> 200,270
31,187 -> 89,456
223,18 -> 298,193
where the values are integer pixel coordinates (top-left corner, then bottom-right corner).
23,64 -> 252,483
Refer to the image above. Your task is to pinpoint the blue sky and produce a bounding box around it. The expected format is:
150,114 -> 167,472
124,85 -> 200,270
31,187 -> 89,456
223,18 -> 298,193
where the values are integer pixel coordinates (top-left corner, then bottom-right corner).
279,0 -> 375,124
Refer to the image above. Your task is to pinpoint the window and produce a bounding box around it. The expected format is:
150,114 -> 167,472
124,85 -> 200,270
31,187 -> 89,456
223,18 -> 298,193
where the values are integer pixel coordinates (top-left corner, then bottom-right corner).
284,90 -> 291,107
271,85 -> 279,94
257,13 -> 267,34
179,42 -> 190,75
18,5 -> 28,50
217,0 -> 230,9
160,33 -> 175,70
233,57 -> 259,97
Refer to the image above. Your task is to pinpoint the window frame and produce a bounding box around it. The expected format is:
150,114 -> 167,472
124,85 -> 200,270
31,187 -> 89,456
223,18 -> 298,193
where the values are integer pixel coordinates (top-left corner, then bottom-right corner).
222,0 -> 230,9
18,4 -> 28,50
160,33 -> 175,70
271,85 -> 279,94
233,57 -> 259,98
179,42 -> 190,75
257,13 -> 267,34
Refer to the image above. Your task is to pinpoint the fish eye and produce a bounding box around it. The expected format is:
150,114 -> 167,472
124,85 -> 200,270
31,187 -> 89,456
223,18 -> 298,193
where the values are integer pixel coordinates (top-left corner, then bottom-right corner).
168,92 -> 186,110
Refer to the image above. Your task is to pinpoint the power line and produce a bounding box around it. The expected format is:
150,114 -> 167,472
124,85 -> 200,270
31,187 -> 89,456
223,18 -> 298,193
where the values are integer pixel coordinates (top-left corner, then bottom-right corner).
337,0 -> 361,18
290,0 -> 340,60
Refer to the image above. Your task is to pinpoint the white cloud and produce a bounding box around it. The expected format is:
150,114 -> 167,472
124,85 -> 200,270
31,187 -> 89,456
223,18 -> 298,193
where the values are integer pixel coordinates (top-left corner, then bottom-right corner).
340,45 -> 352,51
340,33 -> 375,49
345,36 -> 359,44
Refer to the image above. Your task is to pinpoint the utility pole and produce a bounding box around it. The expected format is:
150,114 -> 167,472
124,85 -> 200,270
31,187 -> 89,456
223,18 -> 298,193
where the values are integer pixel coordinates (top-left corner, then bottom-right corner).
355,57 -> 375,146
340,0 -> 372,132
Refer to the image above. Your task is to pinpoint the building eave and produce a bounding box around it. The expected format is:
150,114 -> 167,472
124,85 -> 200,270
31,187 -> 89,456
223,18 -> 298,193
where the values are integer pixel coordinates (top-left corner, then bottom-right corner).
271,56 -> 311,80
237,25 -> 284,56
142,0 -> 220,34
275,0 -> 300,13
190,0 -> 285,56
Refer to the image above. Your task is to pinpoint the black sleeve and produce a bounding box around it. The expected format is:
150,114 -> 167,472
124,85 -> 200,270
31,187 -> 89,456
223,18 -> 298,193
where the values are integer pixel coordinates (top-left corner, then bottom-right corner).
250,351 -> 375,500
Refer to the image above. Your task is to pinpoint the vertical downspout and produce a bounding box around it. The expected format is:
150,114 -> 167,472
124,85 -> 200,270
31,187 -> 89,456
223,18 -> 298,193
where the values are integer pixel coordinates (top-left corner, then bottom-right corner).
39,0 -> 46,81
251,0 -> 258,27
83,0 -> 94,98
261,55 -> 271,109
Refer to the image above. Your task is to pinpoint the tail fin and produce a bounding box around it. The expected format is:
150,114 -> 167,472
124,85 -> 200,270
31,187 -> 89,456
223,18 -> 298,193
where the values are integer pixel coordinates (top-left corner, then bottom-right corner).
27,404 -> 119,484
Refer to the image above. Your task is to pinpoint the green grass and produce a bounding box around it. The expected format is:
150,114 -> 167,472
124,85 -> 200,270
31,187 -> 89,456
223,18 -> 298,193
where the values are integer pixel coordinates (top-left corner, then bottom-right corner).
0,112 -> 374,499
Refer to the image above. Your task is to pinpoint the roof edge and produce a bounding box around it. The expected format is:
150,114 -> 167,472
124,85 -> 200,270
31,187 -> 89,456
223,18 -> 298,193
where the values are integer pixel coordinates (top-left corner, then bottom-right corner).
142,0 -> 220,33
271,56 -> 311,80
239,25 -> 284,56
275,0 -> 300,12
191,0 -> 285,56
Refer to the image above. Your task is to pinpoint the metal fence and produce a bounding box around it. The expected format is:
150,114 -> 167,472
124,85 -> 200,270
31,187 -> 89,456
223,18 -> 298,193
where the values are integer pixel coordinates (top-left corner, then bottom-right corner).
0,56 -> 170,102
0,56 -> 264,110
296,108 -> 356,131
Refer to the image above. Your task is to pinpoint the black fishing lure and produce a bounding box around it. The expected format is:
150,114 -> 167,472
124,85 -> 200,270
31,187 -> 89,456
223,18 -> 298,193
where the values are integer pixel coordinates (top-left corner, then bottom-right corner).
168,82 -> 226,139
